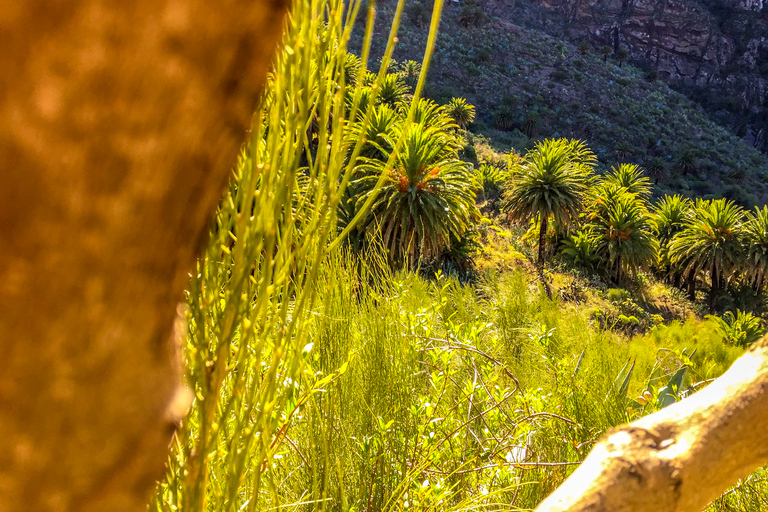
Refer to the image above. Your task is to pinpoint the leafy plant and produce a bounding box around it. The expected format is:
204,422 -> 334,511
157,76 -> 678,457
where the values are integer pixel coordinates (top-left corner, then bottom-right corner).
446,97 -> 476,129
588,189 -> 658,283
604,163 -> 652,199
708,310 -> 765,347
503,138 -> 596,266
560,230 -> 600,272
354,123 -> 479,264
400,59 -> 422,87
377,73 -> 411,107
669,199 -> 745,313
743,205 -> 768,291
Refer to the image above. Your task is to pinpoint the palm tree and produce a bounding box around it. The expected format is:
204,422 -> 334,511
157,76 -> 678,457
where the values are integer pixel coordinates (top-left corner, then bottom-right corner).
401,97 -> 456,131
346,103 -> 399,162
503,138 -> 596,266
645,157 -> 668,184
743,205 -> 768,291
604,163 -> 652,199
668,198 -> 745,313
343,52 -> 362,86
445,97 -> 476,129
353,123 -> 478,264
399,60 -> 422,88
376,73 -> 410,107
650,194 -> 692,287
589,189 -> 658,283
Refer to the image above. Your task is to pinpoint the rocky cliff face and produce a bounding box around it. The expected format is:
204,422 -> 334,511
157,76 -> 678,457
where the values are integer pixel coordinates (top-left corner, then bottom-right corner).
489,0 -> 768,150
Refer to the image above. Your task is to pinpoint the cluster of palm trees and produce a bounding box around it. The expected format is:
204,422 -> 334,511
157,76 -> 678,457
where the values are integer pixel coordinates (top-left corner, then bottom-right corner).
337,55 -> 480,264
502,138 -> 768,313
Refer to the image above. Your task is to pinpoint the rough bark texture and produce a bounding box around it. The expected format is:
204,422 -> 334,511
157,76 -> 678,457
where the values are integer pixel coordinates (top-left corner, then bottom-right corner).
536,336 -> 768,512
0,1 -> 288,511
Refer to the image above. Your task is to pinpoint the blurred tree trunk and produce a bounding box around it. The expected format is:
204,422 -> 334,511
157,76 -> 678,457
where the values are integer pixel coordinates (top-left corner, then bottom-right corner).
535,337 -> 768,512
0,1 -> 287,511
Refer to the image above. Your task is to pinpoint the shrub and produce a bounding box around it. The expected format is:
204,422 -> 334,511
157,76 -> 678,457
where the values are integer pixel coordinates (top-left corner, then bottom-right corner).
406,0 -> 430,27
551,67 -> 569,82
493,105 -> 516,131
708,310 -> 765,347
458,0 -> 486,27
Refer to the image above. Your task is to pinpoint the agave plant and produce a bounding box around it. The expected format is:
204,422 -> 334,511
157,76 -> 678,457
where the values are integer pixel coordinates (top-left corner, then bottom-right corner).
668,198 -> 745,313
353,123 -> 478,263
503,138 -> 596,266
604,163 -> 652,199
743,205 -> 768,291
445,97 -> 476,129
588,189 -> 658,283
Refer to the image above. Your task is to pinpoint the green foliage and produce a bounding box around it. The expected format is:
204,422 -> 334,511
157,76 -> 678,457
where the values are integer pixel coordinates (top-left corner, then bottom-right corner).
152,0 -> 384,507
377,73 -> 411,107
668,198 -> 745,311
445,97 -> 476,128
604,163 -> 652,198
457,0 -> 486,27
493,105 -> 516,131
587,182 -> 657,283
503,138 -> 596,265
354,122 -> 479,263
708,310 -> 765,347
651,194 -> 693,275
399,59 -> 422,87
560,230 -> 600,272
147,3 -> 768,509
743,206 -> 768,290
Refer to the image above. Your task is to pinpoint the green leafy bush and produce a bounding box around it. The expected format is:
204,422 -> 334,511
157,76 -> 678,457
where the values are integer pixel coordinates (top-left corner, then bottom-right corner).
708,310 -> 765,347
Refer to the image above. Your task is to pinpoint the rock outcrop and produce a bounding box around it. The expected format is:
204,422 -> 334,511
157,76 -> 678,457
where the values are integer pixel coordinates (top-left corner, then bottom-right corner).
493,0 -> 768,150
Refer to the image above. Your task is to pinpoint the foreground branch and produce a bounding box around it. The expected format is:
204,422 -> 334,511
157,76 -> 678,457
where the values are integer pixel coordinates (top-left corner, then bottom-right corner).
0,2 -> 287,510
536,337 -> 768,512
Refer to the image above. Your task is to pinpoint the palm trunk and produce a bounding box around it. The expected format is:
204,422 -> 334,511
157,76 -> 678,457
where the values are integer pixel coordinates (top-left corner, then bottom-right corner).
538,215 -> 548,268
687,273 -> 697,301
709,269 -> 719,314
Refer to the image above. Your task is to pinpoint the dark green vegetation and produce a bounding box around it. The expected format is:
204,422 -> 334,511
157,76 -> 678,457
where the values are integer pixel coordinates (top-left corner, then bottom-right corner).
354,0 -> 768,207
150,0 -> 768,510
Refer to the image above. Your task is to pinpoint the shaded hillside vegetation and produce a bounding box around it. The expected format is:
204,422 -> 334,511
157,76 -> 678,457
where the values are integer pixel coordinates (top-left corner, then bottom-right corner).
353,0 -> 768,206
509,0 -> 768,153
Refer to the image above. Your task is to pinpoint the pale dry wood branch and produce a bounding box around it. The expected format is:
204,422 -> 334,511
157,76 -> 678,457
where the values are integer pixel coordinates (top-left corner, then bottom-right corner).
0,1 -> 288,510
536,337 -> 768,512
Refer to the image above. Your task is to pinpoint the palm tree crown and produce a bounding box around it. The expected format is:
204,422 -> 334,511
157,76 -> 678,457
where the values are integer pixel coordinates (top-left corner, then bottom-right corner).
743,205 -> 768,290
353,123 -> 478,263
588,189 -> 658,283
503,138 -> 596,266
668,198 -> 745,312
604,163 -> 653,199
445,97 -> 476,129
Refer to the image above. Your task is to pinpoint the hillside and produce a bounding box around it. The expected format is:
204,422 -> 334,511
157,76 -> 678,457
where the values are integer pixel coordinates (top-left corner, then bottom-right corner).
353,0 -> 768,205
